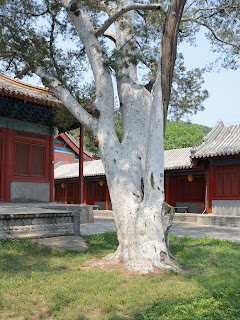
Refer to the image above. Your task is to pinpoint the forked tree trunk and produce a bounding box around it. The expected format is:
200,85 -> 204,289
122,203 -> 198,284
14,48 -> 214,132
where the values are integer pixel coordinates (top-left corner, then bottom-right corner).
37,0 -> 187,274
97,86 -> 177,273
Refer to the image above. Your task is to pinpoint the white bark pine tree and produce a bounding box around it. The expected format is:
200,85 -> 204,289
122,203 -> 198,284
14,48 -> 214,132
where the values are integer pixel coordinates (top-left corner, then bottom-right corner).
0,0 -> 239,273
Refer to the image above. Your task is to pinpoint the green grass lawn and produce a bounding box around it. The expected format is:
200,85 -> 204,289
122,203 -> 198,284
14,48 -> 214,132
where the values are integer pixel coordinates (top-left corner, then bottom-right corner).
0,233 -> 240,320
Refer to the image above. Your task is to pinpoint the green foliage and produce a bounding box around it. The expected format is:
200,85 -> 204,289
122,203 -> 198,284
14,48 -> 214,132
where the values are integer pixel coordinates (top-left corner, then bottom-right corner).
70,127 -> 99,157
0,235 -> 240,319
0,0 -> 239,124
0,0 -> 239,135
164,121 -> 210,150
169,54 -> 209,120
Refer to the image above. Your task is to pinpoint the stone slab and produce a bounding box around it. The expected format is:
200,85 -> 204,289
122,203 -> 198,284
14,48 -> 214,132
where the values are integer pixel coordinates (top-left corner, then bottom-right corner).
33,236 -> 90,251
174,213 -> 240,228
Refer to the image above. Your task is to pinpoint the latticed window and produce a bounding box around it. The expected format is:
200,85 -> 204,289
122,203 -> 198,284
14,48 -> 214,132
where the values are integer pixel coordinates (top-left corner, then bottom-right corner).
233,174 -> 238,195
214,167 -> 240,198
224,172 -> 231,195
31,145 -> 45,176
15,142 -> 45,177
216,172 -> 224,195
15,143 -> 29,175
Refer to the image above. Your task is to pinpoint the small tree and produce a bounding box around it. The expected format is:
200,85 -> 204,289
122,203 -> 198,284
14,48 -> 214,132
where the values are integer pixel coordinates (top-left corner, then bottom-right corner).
0,0 -> 239,273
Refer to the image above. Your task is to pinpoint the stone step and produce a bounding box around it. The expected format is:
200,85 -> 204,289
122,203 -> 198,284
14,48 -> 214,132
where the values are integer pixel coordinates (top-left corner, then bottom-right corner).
174,213 -> 240,228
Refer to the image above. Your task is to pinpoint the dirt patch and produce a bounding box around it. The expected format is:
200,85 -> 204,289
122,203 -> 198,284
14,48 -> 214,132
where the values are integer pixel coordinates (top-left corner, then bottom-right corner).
83,308 -> 103,320
81,258 -> 166,277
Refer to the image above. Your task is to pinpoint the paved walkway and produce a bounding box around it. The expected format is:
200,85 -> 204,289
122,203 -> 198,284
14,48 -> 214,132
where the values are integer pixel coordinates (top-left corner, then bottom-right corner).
32,217 -> 240,252
80,217 -> 240,242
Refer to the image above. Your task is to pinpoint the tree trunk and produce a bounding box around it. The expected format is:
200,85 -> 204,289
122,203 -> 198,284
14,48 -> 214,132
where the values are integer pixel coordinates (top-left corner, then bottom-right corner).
97,89 -> 177,274
39,0 -> 187,274
104,181 -> 176,274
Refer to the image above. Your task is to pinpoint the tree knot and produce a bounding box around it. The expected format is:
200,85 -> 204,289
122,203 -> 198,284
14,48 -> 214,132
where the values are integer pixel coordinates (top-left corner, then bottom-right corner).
92,109 -> 101,119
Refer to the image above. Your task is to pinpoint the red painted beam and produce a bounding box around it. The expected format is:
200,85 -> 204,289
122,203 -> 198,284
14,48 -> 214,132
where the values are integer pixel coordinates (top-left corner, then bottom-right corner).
79,124 -> 84,203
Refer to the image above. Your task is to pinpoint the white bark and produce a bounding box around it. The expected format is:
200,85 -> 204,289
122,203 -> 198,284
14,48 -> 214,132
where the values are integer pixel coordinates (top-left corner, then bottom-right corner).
33,0 -> 186,273
35,66 -> 97,132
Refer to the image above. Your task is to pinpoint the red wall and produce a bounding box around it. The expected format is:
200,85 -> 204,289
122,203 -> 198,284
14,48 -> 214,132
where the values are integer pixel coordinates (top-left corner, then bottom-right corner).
0,127 -> 54,202
165,173 -> 205,207
55,179 -> 111,209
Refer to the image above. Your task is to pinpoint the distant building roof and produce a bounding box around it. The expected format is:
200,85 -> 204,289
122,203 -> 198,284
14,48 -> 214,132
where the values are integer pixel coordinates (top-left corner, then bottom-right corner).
55,159 -> 105,180
0,73 -> 61,107
164,147 -> 193,170
191,120 -> 240,158
55,148 -> 193,180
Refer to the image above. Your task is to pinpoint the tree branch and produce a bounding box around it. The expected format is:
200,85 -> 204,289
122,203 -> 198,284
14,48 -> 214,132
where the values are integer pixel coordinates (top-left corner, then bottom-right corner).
58,0 -> 116,135
181,18 -> 240,50
15,65 -> 31,79
35,66 -> 97,132
103,30 -> 116,43
157,0 -> 187,127
95,3 -> 166,37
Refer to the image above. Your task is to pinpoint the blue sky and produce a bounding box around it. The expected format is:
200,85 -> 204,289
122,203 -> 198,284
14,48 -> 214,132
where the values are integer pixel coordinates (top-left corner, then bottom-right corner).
179,33 -> 240,128
22,26 -> 239,130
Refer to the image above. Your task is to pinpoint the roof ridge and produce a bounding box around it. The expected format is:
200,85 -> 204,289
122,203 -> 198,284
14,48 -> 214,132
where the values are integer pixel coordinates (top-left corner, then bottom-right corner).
191,120 -> 224,157
202,120 -> 224,143
0,73 -> 51,94
65,132 -> 94,158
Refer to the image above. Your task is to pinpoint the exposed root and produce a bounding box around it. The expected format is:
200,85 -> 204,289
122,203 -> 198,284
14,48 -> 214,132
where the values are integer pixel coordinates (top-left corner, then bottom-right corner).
85,256 -> 180,275
102,246 -> 122,262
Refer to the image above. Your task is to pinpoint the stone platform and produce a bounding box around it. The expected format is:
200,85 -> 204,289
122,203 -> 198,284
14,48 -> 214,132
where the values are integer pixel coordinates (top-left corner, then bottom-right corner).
0,203 -> 94,240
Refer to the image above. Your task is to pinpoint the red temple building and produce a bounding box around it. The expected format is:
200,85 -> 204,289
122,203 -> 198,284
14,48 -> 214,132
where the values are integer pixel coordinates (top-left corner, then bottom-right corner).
0,73 -> 61,202
0,73 -> 85,203
54,132 -> 92,165
55,121 -> 240,215
190,121 -> 240,215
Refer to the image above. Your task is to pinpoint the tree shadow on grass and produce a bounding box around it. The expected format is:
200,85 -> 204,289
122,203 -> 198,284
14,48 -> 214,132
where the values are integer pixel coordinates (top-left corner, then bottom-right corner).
0,238 -> 84,274
1,234 -> 240,320
0,233 -> 119,275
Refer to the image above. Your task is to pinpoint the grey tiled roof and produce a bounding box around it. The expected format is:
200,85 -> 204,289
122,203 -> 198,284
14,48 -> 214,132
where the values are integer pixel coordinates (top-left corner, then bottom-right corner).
55,159 -> 105,180
55,148 -> 192,179
0,73 -> 61,107
164,147 -> 192,170
191,120 -> 240,158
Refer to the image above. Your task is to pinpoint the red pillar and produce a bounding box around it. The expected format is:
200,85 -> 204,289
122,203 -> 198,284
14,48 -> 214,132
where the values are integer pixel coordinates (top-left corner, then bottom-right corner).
49,135 -> 54,202
208,165 -> 213,214
84,182 -> 87,204
106,183 -> 110,210
79,124 -> 84,203
65,183 -> 68,204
